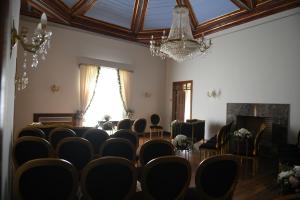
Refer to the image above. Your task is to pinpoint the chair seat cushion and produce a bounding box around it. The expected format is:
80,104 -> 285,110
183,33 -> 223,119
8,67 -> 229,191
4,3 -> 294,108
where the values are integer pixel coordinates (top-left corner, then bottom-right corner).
150,125 -> 163,129
207,135 -> 217,143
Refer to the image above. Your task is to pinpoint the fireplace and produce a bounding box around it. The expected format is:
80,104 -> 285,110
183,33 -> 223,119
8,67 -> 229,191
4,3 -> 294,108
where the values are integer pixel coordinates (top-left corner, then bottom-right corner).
226,103 -> 290,157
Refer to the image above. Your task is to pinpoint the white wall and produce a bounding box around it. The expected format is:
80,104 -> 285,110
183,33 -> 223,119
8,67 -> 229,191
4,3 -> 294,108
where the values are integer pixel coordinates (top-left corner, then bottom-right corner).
14,19 -> 166,135
164,7 -> 300,144
1,0 -> 19,199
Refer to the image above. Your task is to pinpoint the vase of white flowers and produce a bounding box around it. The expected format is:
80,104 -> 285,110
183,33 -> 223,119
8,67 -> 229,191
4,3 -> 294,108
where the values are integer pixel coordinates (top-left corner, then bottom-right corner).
278,166 -> 300,194
172,134 -> 192,151
233,128 -> 252,138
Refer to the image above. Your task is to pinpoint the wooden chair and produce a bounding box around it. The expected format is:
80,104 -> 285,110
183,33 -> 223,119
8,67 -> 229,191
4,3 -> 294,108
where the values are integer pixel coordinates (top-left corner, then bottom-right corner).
56,137 -> 94,172
238,123 -> 266,176
13,136 -> 53,168
149,114 -> 163,139
199,123 -> 229,160
185,154 -> 239,200
82,128 -> 109,156
132,118 -> 147,144
136,156 -> 191,200
14,158 -> 78,200
81,156 -> 137,200
99,138 -> 136,162
117,118 -> 132,130
18,127 -> 46,139
48,127 -> 76,149
112,129 -> 139,149
139,139 -> 175,167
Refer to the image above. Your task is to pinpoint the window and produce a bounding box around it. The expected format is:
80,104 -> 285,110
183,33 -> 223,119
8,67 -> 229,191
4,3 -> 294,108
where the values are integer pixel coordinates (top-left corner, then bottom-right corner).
83,67 -> 125,126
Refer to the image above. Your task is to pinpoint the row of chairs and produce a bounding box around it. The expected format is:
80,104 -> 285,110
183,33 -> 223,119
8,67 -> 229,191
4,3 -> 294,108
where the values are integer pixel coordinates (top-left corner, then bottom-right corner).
13,128 -> 176,171
14,155 -> 240,200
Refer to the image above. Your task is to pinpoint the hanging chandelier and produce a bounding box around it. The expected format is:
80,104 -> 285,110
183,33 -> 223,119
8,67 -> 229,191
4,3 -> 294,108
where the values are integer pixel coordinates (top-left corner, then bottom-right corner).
149,4 -> 212,62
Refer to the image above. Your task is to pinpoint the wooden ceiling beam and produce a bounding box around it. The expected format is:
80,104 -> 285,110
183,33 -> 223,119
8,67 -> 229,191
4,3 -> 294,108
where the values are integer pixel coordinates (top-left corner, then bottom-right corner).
26,0 -> 70,24
194,0 -> 300,38
136,0 -> 148,32
72,0 -> 96,15
71,15 -> 137,42
183,0 -> 198,30
131,0 -> 141,33
231,0 -> 252,11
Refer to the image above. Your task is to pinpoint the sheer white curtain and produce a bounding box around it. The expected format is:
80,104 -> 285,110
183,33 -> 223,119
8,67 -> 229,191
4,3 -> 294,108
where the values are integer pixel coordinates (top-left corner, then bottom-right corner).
118,69 -> 133,114
83,67 -> 125,127
80,64 -> 99,123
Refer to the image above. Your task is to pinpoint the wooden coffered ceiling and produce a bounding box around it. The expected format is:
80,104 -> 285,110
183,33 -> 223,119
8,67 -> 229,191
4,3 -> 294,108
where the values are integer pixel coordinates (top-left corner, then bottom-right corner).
21,0 -> 300,44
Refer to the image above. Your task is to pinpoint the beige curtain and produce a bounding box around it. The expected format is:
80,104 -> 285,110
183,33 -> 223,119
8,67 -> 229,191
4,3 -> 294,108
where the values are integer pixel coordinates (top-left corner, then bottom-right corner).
118,69 -> 132,113
80,64 -> 99,115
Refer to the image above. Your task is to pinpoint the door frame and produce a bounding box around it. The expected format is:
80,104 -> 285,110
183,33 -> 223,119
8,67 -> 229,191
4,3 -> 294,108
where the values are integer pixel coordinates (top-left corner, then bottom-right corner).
172,80 -> 193,121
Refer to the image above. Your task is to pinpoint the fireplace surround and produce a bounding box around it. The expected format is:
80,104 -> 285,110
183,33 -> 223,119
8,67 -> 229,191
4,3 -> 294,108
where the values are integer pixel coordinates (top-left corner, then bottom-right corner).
226,103 -> 290,157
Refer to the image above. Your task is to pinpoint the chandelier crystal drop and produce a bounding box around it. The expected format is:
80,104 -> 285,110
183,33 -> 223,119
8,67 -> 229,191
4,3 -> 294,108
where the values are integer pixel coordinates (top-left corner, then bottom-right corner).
149,5 -> 212,62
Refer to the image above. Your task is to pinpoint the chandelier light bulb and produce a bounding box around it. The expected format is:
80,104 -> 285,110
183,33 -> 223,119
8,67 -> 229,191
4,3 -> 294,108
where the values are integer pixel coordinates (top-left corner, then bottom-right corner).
41,13 -> 47,28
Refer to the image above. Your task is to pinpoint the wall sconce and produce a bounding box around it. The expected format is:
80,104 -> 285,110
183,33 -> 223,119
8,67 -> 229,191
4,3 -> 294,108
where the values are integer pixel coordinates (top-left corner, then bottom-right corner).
144,92 -> 152,98
12,13 -> 52,91
50,84 -> 60,93
207,89 -> 221,98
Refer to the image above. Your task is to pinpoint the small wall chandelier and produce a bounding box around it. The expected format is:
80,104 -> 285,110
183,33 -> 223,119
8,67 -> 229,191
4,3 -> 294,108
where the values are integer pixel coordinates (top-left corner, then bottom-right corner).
12,13 -> 52,90
149,2 -> 212,62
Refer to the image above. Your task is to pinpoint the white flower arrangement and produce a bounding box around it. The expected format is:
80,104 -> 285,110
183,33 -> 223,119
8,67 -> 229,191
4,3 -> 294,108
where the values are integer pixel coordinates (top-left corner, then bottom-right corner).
278,166 -> 300,183
172,134 -> 192,150
233,128 -> 252,138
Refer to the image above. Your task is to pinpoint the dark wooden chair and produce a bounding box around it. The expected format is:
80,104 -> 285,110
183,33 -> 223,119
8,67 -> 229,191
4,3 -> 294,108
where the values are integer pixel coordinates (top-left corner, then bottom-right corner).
18,127 -> 46,139
56,137 -> 94,172
278,130 -> 300,170
235,123 -> 266,176
149,114 -> 163,139
81,156 -> 137,200
139,139 -> 175,167
48,127 -> 76,149
112,129 -> 139,149
133,118 -> 147,144
99,138 -> 136,162
117,118 -> 132,130
13,136 -> 53,168
82,128 -> 109,156
136,156 -> 191,200
185,154 -> 239,200
199,123 -> 231,160
14,158 -> 78,200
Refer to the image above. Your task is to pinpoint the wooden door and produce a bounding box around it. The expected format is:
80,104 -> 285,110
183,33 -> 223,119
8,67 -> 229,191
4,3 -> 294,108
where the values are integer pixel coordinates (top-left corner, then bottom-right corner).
172,81 -> 193,122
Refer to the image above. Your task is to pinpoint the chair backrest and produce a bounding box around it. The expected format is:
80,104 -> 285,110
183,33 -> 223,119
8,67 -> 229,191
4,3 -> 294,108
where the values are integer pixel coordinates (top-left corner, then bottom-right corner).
223,121 -> 233,143
133,118 -> 147,133
82,128 -> 109,155
112,129 -> 139,149
18,127 -> 46,139
150,114 -> 160,125
141,156 -> 191,200
195,155 -> 239,200
253,123 -> 266,156
216,125 -> 227,149
56,137 -> 94,171
14,158 -> 78,200
117,119 -> 132,130
13,136 -> 53,168
48,128 -> 76,149
99,138 -> 136,161
81,157 -> 137,200
139,139 -> 175,166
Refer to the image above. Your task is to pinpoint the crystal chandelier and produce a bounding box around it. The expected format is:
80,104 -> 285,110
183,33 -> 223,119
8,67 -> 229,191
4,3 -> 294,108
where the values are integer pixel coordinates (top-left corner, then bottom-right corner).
11,13 -> 52,90
149,4 -> 212,62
